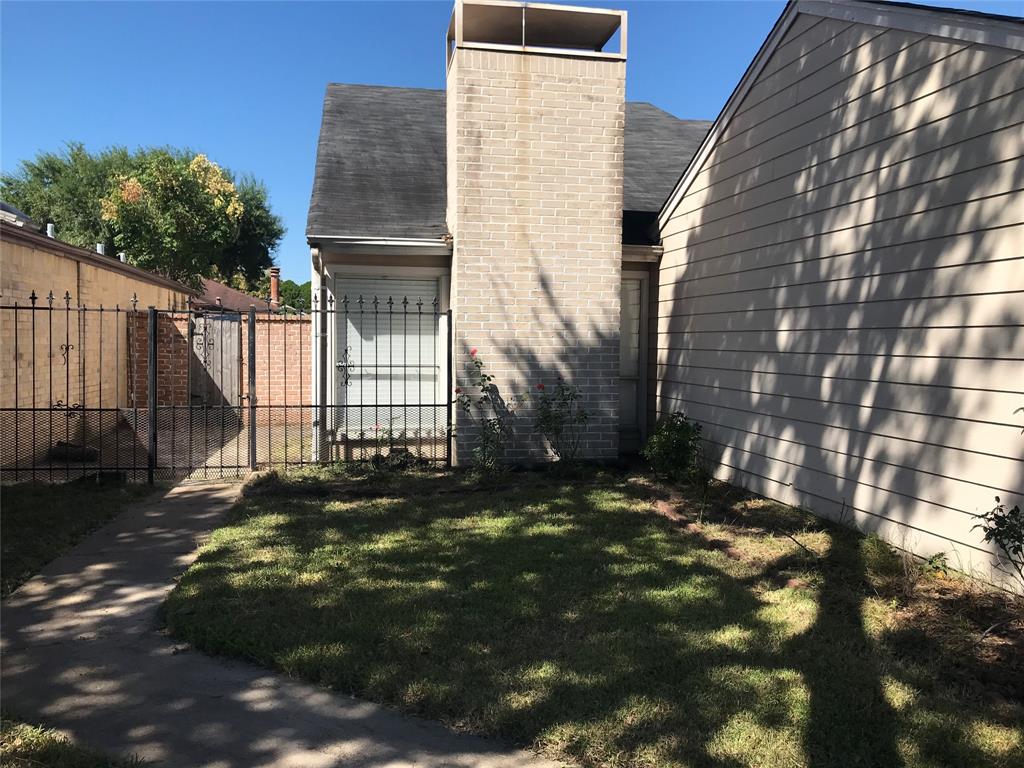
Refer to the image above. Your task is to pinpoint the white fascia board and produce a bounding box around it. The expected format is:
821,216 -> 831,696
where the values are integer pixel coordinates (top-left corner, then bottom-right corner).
307,235 -> 453,256
656,0 -> 1023,231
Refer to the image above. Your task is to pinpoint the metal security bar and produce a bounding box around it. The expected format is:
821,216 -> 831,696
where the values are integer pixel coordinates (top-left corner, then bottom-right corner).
0,291 -> 452,484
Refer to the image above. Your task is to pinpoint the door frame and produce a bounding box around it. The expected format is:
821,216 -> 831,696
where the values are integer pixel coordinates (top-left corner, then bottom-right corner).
621,269 -> 650,445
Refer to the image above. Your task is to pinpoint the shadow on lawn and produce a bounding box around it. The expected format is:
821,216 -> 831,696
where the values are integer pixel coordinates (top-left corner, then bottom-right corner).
163,469 -> 1021,768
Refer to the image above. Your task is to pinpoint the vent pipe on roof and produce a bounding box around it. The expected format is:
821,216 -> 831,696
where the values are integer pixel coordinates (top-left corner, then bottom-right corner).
46,223 -> 55,238
96,243 -> 106,256
118,252 -> 127,263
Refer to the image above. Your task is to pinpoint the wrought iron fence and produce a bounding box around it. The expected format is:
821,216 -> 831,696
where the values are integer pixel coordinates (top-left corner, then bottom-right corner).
0,290 -> 452,484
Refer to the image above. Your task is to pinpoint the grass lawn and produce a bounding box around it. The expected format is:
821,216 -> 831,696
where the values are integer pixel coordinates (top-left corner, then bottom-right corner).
162,466 -> 1023,768
1,480 -> 155,597
0,715 -> 142,767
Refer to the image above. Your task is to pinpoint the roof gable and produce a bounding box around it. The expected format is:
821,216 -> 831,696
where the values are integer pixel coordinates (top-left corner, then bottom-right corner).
657,0 -> 1024,228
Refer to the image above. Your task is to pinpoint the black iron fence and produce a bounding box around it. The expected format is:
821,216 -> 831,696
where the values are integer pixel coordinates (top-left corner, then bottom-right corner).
0,291 -> 452,484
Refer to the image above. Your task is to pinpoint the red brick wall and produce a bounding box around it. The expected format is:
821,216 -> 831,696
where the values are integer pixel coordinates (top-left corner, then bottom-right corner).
128,312 -> 312,421
244,314 -> 312,422
128,313 -> 190,407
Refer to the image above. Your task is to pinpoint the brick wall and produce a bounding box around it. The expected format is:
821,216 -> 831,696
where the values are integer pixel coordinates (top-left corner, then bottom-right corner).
1,230 -> 190,414
246,314 -> 313,421
1,228 -> 190,469
447,47 -> 626,462
126,313 -> 190,408
126,312 -> 312,422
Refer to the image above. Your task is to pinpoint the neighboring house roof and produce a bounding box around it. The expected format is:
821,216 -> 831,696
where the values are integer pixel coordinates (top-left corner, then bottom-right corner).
0,201 -> 39,230
306,84 -> 711,246
658,0 -> 1024,228
195,278 -> 261,312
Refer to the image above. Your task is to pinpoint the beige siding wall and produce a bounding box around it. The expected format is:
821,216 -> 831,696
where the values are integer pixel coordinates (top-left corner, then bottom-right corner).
656,14 -> 1024,588
448,47 -> 625,462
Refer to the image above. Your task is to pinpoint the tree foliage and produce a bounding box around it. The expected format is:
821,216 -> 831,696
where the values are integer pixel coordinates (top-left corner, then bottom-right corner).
100,151 -> 244,288
278,279 -> 312,310
0,142 -> 132,254
1,143 -> 283,290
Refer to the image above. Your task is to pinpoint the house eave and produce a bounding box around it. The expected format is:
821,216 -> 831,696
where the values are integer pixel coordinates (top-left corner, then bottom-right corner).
622,244 -> 663,262
308,235 -> 453,257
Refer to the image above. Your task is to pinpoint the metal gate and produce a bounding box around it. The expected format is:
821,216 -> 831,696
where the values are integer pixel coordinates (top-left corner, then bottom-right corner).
0,290 -> 452,484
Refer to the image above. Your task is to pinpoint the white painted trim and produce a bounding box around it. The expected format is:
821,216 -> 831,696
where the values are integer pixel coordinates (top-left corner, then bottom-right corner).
457,40 -> 626,61
622,269 -> 650,441
656,0 -> 1024,230
325,264 -> 450,280
623,244 -> 663,262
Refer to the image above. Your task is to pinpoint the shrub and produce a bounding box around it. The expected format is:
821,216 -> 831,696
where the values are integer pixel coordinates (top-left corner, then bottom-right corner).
975,496 -> 1024,584
642,412 -> 703,482
533,379 -> 589,460
454,349 -> 521,472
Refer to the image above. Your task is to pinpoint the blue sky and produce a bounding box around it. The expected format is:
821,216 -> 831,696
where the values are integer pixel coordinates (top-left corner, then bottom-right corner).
3,0 -> 1020,282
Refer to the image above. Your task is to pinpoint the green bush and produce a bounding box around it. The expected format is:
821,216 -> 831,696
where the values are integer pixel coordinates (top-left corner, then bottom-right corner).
975,496 -> 1024,584
641,412 -> 703,482
533,379 -> 589,460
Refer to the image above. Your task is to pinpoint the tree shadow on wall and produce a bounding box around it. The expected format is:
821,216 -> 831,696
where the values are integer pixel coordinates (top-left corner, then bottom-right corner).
656,27 -> 1024,767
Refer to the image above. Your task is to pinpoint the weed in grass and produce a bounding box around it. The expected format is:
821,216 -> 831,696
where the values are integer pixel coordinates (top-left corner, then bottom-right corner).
0,715 -> 144,767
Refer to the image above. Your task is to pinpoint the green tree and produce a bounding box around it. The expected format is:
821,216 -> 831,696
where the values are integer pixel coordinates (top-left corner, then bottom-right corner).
278,279 -> 312,310
100,151 -> 244,289
0,142 -> 132,253
2,144 -> 284,290
214,178 -> 284,291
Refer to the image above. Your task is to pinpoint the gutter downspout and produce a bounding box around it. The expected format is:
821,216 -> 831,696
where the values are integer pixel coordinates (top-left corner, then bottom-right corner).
314,248 -> 329,463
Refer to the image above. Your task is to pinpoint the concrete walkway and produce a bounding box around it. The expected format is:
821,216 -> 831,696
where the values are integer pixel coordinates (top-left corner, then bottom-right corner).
1,483 -> 560,768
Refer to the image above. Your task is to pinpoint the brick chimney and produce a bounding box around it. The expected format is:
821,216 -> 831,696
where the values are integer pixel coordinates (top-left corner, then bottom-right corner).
269,266 -> 281,308
445,1 -> 626,462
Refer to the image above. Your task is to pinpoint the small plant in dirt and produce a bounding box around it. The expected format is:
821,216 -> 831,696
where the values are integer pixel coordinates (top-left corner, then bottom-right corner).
370,422 -> 427,471
975,496 -> 1024,584
642,411 -> 703,483
454,349 -> 521,472
533,378 -> 589,460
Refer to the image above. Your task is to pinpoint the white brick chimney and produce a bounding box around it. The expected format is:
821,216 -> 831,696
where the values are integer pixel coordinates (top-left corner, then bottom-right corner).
446,0 -> 627,462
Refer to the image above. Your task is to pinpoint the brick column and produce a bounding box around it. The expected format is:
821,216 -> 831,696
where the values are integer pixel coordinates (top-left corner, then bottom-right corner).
448,48 -> 626,463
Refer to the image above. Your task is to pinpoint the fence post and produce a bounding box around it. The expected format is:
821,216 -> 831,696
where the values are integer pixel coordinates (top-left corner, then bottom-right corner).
446,308 -> 453,468
248,306 -> 257,470
147,307 -> 157,485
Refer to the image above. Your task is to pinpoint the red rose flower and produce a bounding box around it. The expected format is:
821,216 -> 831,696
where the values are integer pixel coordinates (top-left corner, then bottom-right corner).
454,387 -> 463,394
536,383 -> 545,390
470,347 -> 478,357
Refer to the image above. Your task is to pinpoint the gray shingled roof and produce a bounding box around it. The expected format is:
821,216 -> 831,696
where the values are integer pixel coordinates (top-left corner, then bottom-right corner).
306,84 -> 710,244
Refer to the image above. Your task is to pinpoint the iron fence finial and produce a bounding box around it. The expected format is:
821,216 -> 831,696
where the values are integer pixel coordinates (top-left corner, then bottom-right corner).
47,291 -> 54,308
29,290 -> 38,306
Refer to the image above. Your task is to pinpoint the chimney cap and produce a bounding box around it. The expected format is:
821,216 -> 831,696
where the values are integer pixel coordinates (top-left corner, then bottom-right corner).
448,1 -> 625,60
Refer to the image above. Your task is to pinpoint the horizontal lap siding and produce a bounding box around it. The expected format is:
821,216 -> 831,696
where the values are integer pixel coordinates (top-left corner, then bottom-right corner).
656,12 -> 1024,589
